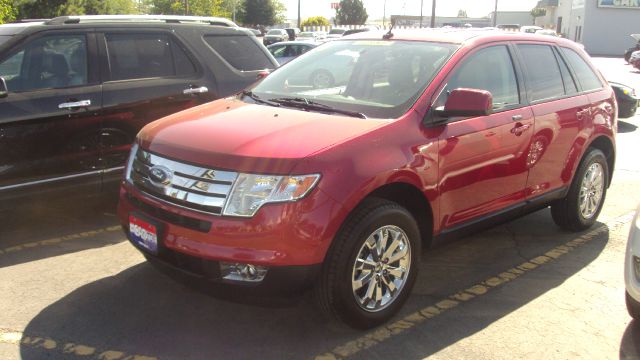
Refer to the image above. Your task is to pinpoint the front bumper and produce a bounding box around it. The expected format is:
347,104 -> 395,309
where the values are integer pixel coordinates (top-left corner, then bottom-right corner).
118,182 -> 347,290
618,96 -> 638,119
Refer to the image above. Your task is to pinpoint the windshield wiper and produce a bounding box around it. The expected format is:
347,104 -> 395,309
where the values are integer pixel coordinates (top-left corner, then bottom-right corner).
241,90 -> 280,107
270,97 -> 367,119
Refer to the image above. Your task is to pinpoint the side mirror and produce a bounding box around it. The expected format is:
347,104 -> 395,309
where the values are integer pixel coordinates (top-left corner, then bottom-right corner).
0,77 -> 7,99
434,88 -> 493,118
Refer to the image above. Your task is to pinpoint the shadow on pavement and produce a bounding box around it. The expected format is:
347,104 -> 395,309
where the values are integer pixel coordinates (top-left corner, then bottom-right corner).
618,120 -> 638,134
19,210 -> 611,360
0,193 -> 124,268
620,321 -> 640,360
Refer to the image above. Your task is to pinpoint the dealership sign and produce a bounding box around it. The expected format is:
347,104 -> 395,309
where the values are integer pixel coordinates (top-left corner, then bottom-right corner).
598,0 -> 640,8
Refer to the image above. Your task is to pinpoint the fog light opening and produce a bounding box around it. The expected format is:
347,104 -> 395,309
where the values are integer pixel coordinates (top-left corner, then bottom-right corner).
220,262 -> 268,282
634,256 -> 640,281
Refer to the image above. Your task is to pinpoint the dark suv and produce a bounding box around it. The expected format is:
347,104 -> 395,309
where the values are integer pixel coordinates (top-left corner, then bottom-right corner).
0,15 -> 278,203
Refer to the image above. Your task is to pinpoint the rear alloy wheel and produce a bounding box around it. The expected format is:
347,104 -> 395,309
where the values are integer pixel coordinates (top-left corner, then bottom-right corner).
551,148 -> 608,231
314,198 -> 421,329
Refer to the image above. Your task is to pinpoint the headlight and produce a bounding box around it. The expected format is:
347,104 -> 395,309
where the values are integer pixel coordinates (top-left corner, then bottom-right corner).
124,142 -> 139,183
223,173 -> 320,217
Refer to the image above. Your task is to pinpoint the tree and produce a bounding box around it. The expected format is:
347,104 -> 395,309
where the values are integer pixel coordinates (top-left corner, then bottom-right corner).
16,0 -> 138,18
0,0 -> 16,23
301,16 -> 330,27
457,9 -> 467,18
530,7 -> 547,25
240,0 -> 284,26
335,0 -> 367,25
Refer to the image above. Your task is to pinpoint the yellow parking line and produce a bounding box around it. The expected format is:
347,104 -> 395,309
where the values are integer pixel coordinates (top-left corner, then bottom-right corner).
0,328 -> 156,360
0,226 -> 122,256
314,212 -> 635,360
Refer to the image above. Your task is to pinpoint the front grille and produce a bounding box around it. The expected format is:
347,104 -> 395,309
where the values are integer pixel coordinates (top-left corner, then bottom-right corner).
127,194 -> 212,233
130,148 -> 238,215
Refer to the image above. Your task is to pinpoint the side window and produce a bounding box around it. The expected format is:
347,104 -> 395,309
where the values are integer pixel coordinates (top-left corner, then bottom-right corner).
270,45 -> 286,57
555,48 -> 578,96
442,45 -> 519,110
204,35 -> 274,71
0,34 -> 87,92
560,47 -> 603,92
517,44 -> 565,102
106,33 -> 196,81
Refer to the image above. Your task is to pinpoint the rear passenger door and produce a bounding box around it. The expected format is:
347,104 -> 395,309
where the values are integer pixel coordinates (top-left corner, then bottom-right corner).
99,30 -> 213,177
0,32 -> 103,197
515,43 -> 591,198
434,44 -> 534,229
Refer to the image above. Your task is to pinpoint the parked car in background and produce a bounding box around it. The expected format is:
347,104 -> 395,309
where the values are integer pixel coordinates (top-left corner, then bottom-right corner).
625,204 -> 640,321
536,29 -> 559,37
297,31 -> 326,42
624,34 -> 640,63
284,27 -> 300,41
520,25 -> 543,33
327,28 -> 346,38
610,82 -> 638,118
263,29 -> 288,45
267,41 -> 317,65
630,50 -> 640,71
118,29 -> 616,329
0,15 -> 277,204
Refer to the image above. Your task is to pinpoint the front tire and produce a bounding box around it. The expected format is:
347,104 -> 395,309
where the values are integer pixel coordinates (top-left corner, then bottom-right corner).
551,148 -> 608,231
314,198 -> 421,329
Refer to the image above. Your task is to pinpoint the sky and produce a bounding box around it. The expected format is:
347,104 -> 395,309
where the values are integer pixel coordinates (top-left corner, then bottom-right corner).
283,0 -> 540,21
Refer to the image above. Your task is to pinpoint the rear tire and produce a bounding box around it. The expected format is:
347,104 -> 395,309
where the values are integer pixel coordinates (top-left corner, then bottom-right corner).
626,291 -> 640,321
313,198 -> 421,329
551,148 -> 608,232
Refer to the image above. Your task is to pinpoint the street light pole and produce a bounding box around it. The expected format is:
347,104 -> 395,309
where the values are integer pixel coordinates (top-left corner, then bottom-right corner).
430,0 -> 436,28
493,0 -> 499,27
419,0 -> 424,28
298,0 -> 301,29
383,0 -> 387,28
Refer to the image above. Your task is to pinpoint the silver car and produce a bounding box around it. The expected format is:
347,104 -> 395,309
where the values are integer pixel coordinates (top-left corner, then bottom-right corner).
626,204 -> 640,320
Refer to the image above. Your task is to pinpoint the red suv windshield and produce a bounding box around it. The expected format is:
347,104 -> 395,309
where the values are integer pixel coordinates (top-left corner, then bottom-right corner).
250,40 -> 457,119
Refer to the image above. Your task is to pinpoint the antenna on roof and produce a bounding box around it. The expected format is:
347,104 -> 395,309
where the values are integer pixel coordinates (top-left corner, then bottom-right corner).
383,19 -> 395,40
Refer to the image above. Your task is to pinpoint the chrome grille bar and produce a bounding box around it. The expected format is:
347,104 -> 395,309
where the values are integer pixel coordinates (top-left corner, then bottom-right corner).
131,148 -> 238,215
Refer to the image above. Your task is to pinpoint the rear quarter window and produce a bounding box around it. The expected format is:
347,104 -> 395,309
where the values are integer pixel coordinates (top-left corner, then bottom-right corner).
560,47 -> 603,92
204,35 -> 274,71
517,44 -> 565,102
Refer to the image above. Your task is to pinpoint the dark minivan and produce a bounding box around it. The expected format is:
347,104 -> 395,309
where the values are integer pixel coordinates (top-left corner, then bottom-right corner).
0,15 -> 278,204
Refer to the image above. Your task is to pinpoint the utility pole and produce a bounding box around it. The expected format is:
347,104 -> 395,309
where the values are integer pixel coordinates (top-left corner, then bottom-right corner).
298,0 -> 301,29
493,0 -> 499,27
419,0 -> 424,28
430,0 -> 436,28
383,0 -> 387,28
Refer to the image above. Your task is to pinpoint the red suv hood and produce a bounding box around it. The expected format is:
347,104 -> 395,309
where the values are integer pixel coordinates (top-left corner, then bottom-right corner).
139,98 -> 387,174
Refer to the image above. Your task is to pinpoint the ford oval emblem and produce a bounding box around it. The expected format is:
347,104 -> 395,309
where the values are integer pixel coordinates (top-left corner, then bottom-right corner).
148,165 -> 173,187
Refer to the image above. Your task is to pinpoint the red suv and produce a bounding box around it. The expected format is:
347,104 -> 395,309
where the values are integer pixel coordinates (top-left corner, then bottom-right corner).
118,30 -> 616,329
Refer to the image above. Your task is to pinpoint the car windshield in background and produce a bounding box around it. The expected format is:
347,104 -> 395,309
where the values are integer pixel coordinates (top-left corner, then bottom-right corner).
0,35 -> 11,46
267,30 -> 283,35
249,40 -> 457,119
329,29 -> 345,35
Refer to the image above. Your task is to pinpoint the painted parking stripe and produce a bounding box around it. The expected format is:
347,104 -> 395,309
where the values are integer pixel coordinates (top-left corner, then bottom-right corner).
314,212 -> 635,360
0,226 -> 122,256
0,328 -> 156,360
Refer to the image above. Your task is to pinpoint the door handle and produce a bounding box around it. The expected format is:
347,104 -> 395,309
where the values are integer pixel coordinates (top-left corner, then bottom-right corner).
512,115 -> 523,121
183,86 -> 209,95
58,99 -> 91,109
510,123 -> 531,136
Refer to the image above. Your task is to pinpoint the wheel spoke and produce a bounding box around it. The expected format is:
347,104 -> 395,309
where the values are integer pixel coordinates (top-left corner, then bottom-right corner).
353,270 -> 373,291
382,275 -> 397,295
386,266 -> 406,279
382,234 -> 401,261
387,244 -> 409,264
376,228 -> 389,261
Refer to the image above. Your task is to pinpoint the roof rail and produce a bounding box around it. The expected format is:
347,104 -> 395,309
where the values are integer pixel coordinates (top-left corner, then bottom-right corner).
12,18 -> 51,23
45,15 -> 238,27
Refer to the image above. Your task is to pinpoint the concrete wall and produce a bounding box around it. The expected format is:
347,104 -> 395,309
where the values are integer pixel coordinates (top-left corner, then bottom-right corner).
581,3 -> 640,56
